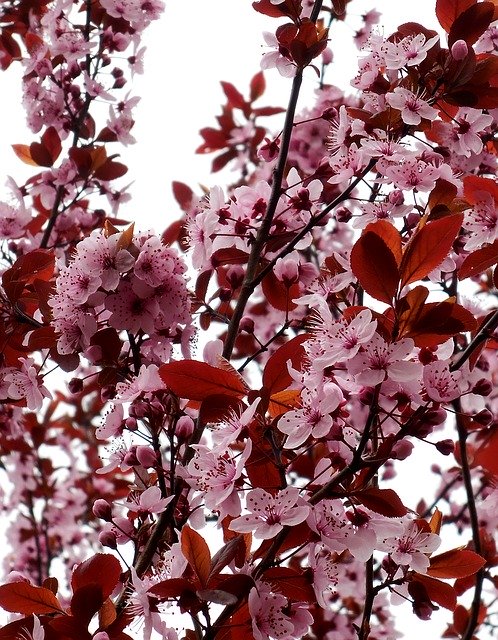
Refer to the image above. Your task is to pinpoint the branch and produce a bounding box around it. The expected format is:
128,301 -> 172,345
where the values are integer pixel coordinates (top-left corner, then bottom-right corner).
453,398 -> 485,640
222,68 -> 304,360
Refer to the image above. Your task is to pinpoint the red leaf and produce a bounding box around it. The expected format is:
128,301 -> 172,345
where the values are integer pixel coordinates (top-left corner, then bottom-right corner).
0,582 -> 64,615
262,334 -> 309,394
71,553 -> 121,600
459,239 -> 498,279
172,181 -> 194,212
148,578 -> 194,600
474,428 -> 498,476
252,1 -> 289,18
435,0 -> 476,33
464,174 -> 498,205
209,537 -> 246,581
262,567 -> 316,603
12,144 -> 38,166
351,230 -> 400,303
181,526 -> 211,587
412,573 -> 457,611
221,81 -> 247,110
250,71 -> 266,102
261,270 -> 299,311
353,487 -> 408,517
428,549 -> 486,579
159,360 -> 248,401
41,126 -> 62,164
448,2 -> 494,47
399,214 -> 463,287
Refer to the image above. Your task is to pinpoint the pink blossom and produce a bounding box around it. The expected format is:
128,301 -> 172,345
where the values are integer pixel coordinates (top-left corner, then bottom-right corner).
248,582 -> 294,640
377,520 -> 441,573
348,335 -> 421,386
464,190 -> 498,251
106,280 -> 160,334
3,358 -> 51,411
212,398 -> 260,448
187,440 -> 252,518
423,361 -> 465,403
385,87 -> 438,126
382,158 -> 440,192
261,32 -> 296,78
385,34 -> 439,70
122,486 -> 173,515
277,382 -> 344,448
307,307 -> 377,367
230,487 -> 310,539
20,615 -> 44,640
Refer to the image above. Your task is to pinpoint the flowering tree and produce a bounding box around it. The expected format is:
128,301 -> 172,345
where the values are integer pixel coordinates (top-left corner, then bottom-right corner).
1,0 -> 498,638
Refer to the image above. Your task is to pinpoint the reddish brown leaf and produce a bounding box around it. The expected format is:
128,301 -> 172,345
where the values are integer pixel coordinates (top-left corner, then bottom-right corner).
159,360 -> 248,401
463,174 -> 498,205
351,230 -> 400,304
412,573 -> 457,611
268,389 -> 301,418
221,81 -> 247,110
262,567 -> 315,603
459,239 -> 498,279
399,214 -> 463,287
148,578 -> 194,600
474,428 -> 498,476
172,181 -> 194,212
353,487 -> 407,517
209,537 -> 246,582
181,526 -> 211,587
71,553 -> 121,600
436,0 -> 476,33
12,144 -> 38,166
250,71 -> 266,101
428,549 -> 486,579
261,270 -> 299,311
0,582 -> 64,615
262,334 -> 309,394
448,2 -> 495,47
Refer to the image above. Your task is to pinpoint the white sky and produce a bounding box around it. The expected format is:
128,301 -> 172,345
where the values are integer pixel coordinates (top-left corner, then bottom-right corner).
0,1 -> 475,638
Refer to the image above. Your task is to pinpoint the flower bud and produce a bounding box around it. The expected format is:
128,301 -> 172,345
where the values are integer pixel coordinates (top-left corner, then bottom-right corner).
239,317 -> 255,334
388,189 -> 404,206
136,445 -> 157,468
68,378 -> 83,394
474,408 -> 492,426
176,415 -> 195,440
99,530 -> 117,549
451,39 -> 468,61
473,378 -> 492,396
101,385 -> 116,402
125,417 -> 138,431
435,439 -> 454,456
93,499 -> 113,521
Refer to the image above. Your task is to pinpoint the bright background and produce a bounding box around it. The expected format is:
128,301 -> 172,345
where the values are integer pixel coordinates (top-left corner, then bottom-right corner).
0,1 -> 470,638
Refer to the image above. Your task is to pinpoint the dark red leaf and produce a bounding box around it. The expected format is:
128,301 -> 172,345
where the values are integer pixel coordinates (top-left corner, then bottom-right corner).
262,334 -> 309,394
412,574 -> 457,611
262,567 -> 315,603
250,71 -> 266,101
428,549 -> 486,579
148,578 -> 194,600
353,487 -> 408,517
71,553 -> 121,600
351,230 -> 400,304
172,181 -> 194,212
209,537 -> 246,582
159,360 -> 248,401
459,239 -> 498,279
399,214 -> 463,287
436,0 -> 476,33
181,526 -> 211,587
448,2 -> 494,47
0,582 -> 64,615
221,81 -> 247,110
